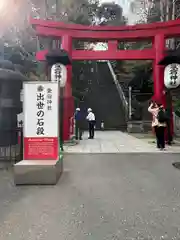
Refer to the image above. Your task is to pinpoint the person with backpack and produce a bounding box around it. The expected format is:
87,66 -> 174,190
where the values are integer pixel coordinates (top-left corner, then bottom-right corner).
148,101 -> 166,150
165,108 -> 173,145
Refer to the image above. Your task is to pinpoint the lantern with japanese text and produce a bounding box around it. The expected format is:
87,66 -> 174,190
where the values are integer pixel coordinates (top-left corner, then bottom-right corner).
164,63 -> 180,89
46,49 -> 71,147
51,63 -> 67,87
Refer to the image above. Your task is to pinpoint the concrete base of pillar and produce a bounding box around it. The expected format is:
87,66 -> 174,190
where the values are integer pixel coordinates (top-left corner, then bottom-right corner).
127,121 -> 144,133
14,157 -> 63,185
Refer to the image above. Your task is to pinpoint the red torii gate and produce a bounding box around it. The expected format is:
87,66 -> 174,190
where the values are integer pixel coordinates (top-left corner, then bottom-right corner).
31,18 -> 180,140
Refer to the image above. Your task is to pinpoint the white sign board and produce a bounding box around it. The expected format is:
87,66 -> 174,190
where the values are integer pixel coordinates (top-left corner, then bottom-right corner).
23,82 -> 59,160
24,82 -> 59,137
164,63 -> 180,89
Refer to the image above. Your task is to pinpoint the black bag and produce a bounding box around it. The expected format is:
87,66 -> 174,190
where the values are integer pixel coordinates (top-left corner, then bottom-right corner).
157,109 -> 167,123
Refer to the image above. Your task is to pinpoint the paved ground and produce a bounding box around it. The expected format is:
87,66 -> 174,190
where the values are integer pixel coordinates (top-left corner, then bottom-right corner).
64,131 -> 180,153
130,133 -> 180,151
1,153 -> 180,239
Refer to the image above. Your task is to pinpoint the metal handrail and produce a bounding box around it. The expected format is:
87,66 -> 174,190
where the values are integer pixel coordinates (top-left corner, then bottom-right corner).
107,61 -> 128,119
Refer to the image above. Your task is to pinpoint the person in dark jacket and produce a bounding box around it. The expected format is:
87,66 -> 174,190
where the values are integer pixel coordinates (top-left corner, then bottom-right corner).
165,108 -> 173,145
74,108 -> 83,140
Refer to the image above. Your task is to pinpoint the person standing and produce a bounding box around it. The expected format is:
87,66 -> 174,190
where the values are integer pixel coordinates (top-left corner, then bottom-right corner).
148,102 -> 166,150
165,108 -> 172,145
74,108 -> 83,140
86,108 -> 96,139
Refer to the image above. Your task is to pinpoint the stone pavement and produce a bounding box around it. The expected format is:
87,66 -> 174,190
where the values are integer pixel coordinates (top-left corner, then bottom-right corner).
64,131 -> 177,153
1,154 -> 180,239
129,133 -> 180,153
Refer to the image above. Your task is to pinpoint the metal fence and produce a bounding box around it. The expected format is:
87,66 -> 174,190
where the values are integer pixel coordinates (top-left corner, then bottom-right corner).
126,90 -> 152,122
173,112 -> 180,136
0,128 -> 23,166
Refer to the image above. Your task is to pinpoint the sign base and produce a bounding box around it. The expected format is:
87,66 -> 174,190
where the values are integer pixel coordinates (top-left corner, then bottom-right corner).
14,158 -> 63,185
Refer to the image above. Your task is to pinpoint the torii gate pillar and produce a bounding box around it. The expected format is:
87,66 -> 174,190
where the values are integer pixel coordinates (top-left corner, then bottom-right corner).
153,34 -> 174,138
153,34 -> 166,105
61,35 -> 74,140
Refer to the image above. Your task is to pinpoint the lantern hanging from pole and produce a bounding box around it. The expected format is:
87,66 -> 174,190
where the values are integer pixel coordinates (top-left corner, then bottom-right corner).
164,63 -> 180,89
51,63 -> 67,87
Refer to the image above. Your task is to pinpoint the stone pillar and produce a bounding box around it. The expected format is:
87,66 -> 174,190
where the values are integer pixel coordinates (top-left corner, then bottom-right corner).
61,35 -> 74,141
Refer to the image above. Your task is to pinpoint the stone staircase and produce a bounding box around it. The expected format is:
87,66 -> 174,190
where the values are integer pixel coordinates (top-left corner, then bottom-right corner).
72,60 -> 152,132
110,65 -> 152,133
75,61 -> 127,130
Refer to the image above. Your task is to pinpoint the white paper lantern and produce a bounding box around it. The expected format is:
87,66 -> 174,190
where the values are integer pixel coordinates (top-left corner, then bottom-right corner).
51,63 -> 67,87
164,63 -> 180,89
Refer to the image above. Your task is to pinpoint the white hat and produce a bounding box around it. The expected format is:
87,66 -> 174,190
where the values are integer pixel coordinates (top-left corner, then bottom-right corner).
87,108 -> 92,112
76,108 -> 80,111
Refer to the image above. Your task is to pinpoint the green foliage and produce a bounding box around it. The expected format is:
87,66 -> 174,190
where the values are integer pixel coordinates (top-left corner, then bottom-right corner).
175,100 -> 180,117
63,0 -> 127,101
147,4 -> 161,23
97,3 -> 127,26
123,0 -> 162,101
128,61 -> 153,102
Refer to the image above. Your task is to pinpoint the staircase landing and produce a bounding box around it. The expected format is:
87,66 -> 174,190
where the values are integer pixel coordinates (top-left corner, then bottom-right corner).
64,131 -> 160,153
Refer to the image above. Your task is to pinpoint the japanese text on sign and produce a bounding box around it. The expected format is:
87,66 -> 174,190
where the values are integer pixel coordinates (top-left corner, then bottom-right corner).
47,88 -> 52,111
36,85 -> 45,135
170,64 -> 178,85
24,82 -> 59,139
